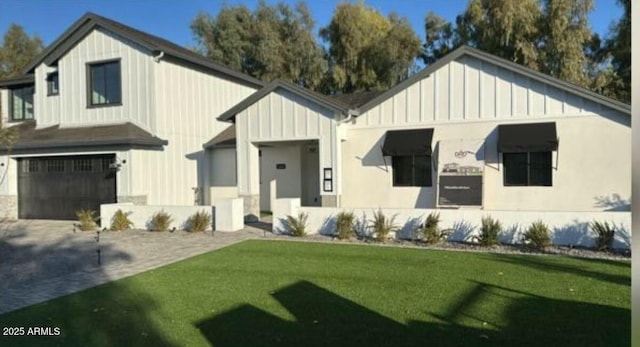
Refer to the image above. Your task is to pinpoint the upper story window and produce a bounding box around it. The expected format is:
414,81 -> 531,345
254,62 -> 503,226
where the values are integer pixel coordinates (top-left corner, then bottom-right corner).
392,155 -> 432,187
10,85 -> 34,121
503,151 -> 552,186
47,72 -> 59,95
87,60 -> 121,107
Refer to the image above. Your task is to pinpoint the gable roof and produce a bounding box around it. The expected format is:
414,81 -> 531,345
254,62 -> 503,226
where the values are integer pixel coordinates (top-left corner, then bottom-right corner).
0,121 -> 167,152
22,12 -> 263,89
329,91 -> 384,109
217,79 -> 353,122
203,125 -> 236,149
358,45 -> 630,115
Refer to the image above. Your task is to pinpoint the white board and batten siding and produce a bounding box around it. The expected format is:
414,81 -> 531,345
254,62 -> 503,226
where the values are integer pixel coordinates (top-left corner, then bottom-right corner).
355,55 -> 625,128
342,55 -> 630,211
235,89 -> 338,197
127,58 -> 256,206
35,28 -> 156,130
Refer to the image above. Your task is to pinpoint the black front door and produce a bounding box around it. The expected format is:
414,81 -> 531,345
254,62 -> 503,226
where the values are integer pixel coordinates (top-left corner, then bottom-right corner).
17,154 -> 117,220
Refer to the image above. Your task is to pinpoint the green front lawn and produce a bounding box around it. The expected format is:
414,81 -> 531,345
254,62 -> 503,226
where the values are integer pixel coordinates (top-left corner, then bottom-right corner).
0,240 -> 630,346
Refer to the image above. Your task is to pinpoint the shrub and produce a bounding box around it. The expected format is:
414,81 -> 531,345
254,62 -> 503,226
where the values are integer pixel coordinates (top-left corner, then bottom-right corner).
419,212 -> 448,245
150,210 -> 173,232
110,209 -> 134,231
354,212 -> 369,238
335,211 -> 356,240
76,209 -> 98,231
523,220 -> 551,250
369,209 -> 398,243
187,211 -> 211,232
286,211 -> 309,237
475,215 -> 502,246
590,221 -> 615,252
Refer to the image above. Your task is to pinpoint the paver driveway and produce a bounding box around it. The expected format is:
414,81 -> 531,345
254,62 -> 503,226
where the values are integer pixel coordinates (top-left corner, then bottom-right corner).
0,219 -> 265,314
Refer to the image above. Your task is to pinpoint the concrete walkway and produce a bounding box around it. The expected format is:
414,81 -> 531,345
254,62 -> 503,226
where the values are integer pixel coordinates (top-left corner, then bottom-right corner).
0,220 -> 267,314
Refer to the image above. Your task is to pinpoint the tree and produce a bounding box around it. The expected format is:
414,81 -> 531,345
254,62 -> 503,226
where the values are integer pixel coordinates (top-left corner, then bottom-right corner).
0,24 -> 42,148
602,0 -> 630,102
320,2 -> 421,93
191,1 -> 326,90
191,6 -> 252,73
423,0 -> 626,101
453,0 -> 541,69
422,12 -> 457,65
0,23 -> 43,78
538,0 -> 594,86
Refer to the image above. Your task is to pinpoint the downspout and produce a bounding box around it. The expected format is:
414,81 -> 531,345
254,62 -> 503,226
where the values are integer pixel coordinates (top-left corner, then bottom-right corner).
153,51 -> 165,63
333,109 -> 359,208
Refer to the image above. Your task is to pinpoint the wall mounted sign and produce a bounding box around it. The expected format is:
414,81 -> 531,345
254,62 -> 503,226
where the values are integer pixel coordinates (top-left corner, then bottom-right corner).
276,163 -> 286,170
437,139 -> 485,206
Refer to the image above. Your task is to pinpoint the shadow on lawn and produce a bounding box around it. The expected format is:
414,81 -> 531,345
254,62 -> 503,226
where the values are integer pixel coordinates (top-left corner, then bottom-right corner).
480,253 -> 631,287
0,221 -> 176,346
196,280 -> 629,347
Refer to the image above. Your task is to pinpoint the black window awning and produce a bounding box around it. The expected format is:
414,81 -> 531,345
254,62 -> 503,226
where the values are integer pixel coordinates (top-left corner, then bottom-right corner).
497,122 -> 558,152
382,128 -> 434,156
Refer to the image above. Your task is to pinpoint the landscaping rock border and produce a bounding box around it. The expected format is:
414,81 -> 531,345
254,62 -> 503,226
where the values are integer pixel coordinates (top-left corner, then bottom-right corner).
266,232 -> 631,261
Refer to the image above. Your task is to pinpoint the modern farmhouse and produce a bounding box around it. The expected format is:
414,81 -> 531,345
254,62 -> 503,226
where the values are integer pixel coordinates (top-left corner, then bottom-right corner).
217,47 -> 631,220
0,13 -> 262,220
0,13 -> 631,224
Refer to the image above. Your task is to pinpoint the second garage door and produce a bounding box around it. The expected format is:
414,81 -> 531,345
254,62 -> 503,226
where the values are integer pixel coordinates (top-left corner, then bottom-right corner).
17,154 -> 117,220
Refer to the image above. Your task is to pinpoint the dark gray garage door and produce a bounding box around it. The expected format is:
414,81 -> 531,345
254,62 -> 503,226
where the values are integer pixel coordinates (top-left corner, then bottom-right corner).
18,154 -> 117,220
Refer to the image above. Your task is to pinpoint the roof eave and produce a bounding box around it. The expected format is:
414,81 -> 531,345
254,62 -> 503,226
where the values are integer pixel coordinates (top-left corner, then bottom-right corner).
23,12 -> 264,89
0,74 -> 35,88
217,80 -> 350,122
5,138 -> 167,151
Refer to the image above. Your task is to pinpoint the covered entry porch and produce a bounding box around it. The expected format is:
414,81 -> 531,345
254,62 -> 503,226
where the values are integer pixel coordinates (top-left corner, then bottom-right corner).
216,80 -> 351,221
259,139 -> 321,212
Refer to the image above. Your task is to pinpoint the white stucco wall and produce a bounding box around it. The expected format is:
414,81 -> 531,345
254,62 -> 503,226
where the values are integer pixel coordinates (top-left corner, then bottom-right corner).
280,205 -> 631,250
100,203 -> 213,230
342,54 -> 631,211
342,115 -> 629,211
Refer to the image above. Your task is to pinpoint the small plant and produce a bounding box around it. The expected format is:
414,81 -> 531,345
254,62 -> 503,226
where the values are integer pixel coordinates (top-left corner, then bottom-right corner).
187,211 -> 211,232
523,220 -> 551,250
475,215 -> 502,246
76,209 -> 98,231
419,212 -> 448,245
335,211 -> 356,240
286,211 -> 309,237
369,209 -> 398,243
590,221 -> 615,252
110,209 -> 134,231
150,210 -> 173,231
354,212 -> 369,239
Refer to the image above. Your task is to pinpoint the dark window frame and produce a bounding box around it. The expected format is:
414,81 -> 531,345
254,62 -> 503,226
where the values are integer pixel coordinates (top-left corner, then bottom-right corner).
86,59 -> 122,108
503,151 -> 553,186
47,72 -> 59,96
392,154 -> 432,187
9,85 -> 35,122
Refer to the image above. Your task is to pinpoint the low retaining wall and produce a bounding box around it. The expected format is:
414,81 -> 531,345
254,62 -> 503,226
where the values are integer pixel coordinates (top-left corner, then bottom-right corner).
273,199 -> 631,249
100,204 -> 214,231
